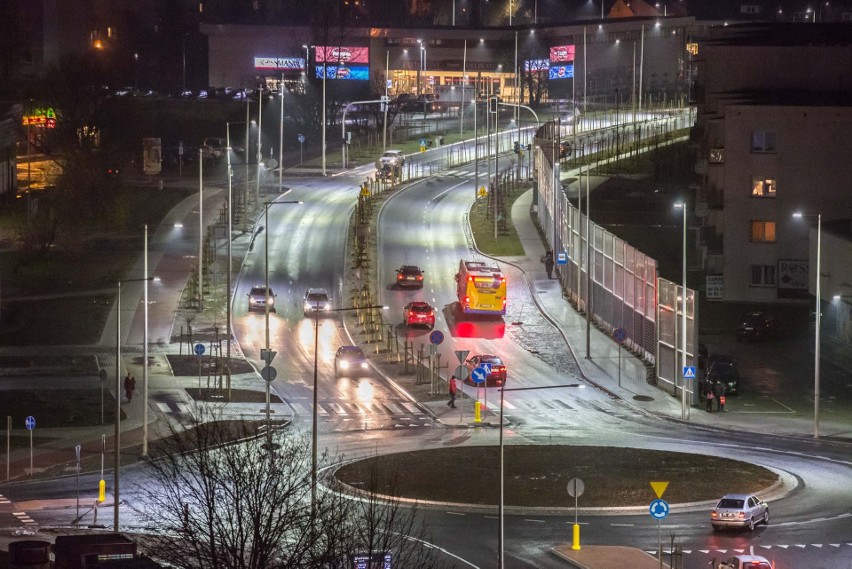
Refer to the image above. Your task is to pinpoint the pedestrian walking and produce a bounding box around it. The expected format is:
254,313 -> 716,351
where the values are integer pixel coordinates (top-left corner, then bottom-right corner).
542,250 -> 555,279
705,388 -> 715,412
447,375 -> 458,408
124,375 -> 136,402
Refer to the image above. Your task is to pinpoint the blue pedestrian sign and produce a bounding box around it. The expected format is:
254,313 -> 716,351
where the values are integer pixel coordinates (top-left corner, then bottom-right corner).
682,366 -> 696,380
480,362 -> 492,374
297,134 -> 305,143
25,416 -> 36,431
556,252 -> 568,265
649,499 -> 669,520
471,366 -> 488,385
429,330 -> 445,345
194,343 -> 206,356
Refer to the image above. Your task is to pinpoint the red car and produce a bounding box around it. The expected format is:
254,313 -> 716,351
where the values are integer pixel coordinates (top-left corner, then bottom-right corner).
404,301 -> 435,329
464,354 -> 507,387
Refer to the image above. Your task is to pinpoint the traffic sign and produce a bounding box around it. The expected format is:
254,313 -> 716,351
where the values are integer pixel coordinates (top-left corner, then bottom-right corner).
25,416 -> 35,430
454,365 -> 470,381
194,343 -> 205,356
650,481 -> 669,498
455,350 -> 470,364
429,330 -> 445,345
480,362 -> 492,374
649,498 -> 669,520
566,477 -> 585,498
261,366 -> 277,383
297,134 -> 305,143
478,186 -> 488,198
613,328 -> 627,344
682,366 -> 696,379
260,349 -> 277,365
556,252 -> 568,265
471,366 -> 488,384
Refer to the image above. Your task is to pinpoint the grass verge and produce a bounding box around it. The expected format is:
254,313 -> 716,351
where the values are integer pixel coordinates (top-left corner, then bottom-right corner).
468,184 -> 528,256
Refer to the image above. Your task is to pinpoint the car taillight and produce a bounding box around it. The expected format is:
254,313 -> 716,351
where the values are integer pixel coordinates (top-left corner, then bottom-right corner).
494,366 -> 505,372
710,511 -> 718,518
429,311 -> 434,317
397,274 -> 403,280
417,275 -> 423,280
737,512 -> 746,519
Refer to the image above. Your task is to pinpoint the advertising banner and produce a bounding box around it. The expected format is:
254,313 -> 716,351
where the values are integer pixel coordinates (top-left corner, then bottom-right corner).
549,64 -> 574,80
777,259 -> 809,290
315,46 -> 369,64
254,57 -> 306,71
549,45 -> 576,63
143,138 -> 162,176
524,59 -> 550,72
315,65 -> 369,80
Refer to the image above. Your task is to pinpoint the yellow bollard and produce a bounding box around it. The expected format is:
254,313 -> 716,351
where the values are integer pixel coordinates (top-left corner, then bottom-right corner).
474,401 -> 481,423
98,479 -> 106,503
572,523 -> 581,550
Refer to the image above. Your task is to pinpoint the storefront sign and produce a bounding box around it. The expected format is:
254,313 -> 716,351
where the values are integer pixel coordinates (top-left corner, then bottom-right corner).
549,45 -> 576,63
549,64 -> 574,80
705,275 -> 724,301
316,46 -> 369,64
778,259 -> 808,290
254,57 -> 305,71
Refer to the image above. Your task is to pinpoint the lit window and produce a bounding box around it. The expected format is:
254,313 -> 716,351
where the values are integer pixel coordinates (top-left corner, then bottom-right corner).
750,264 -> 776,287
751,221 -> 776,243
751,177 -> 777,197
752,131 -> 777,153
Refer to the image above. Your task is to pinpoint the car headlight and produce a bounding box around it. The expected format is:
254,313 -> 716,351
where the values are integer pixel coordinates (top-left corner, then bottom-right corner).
323,303 -> 331,311
304,302 -> 312,311
360,362 -> 368,369
250,298 -> 257,303
340,361 -> 349,369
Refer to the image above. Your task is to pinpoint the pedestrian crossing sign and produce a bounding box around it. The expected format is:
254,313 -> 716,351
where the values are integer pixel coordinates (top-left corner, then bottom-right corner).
682,366 -> 696,379
360,184 -> 370,197
478,186 -> 488,197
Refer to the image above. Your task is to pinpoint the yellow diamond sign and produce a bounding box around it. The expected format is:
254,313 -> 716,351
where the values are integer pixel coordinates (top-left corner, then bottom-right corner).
650,481 -> 669,499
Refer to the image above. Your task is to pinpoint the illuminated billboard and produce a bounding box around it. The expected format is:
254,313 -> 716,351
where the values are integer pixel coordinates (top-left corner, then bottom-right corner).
254,57 -> 306,71
315,65 -> 370,80
316,46 -> 369,64
549,64 -> 574,80
524,59 -> 550,72
549,45 -> 576,63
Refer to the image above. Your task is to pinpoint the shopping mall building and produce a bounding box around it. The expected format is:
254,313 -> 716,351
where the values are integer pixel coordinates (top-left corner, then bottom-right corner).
201,16 -> 697,105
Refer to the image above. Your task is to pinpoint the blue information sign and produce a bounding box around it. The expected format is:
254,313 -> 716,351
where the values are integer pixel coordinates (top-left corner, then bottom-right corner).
682,366 -> 696,379
480,362 -> 492,374
25,416 -> 36,431
194,343 -> 206,356
429,330 -> 445,345
556,252 -> 568,265
298,134 -> 305,143
470,367 -> 488,385
649,499 -> 670,520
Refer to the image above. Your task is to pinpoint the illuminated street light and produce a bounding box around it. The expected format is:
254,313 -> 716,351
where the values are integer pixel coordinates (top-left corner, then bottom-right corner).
793,211 -> 822,438
674,202 -> 689,420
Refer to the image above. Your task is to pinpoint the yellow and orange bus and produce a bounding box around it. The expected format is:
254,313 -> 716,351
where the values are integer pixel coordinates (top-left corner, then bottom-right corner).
455,260 -> 507,315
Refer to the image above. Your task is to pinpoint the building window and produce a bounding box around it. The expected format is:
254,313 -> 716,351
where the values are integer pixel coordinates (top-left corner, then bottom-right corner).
751,131 -> 777,153
750,264 -> 776,287
751,221 -> 776,242
751,177 -> 777,197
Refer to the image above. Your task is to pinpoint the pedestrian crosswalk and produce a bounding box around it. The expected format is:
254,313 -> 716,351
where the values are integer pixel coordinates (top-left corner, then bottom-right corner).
290,399 -> 433,430
497,397 -> 647,429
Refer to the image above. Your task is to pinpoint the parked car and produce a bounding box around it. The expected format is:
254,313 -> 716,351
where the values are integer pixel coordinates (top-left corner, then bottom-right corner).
737,311 -> 776,341
303,288 -> 331,317
247,286 -> 276,312
396,265 -> 424,288
201,137 -> 225,161
464,354 -> 507,387
403,301 -> 435,329
702,356 -> 740,395
334,346 -> 369,377
718,555 -> 772,569
710,493 -> 769,532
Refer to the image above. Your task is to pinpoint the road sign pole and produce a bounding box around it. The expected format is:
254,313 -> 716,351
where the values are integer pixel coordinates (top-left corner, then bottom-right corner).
618,344 -> 622,388
29,429 -> 32,475
658,519 -> 662,569
6,415 -> 10,481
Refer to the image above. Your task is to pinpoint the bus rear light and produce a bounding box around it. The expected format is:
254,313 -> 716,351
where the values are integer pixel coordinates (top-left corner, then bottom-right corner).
464,296 -> 470,305
468,276 -> 473,282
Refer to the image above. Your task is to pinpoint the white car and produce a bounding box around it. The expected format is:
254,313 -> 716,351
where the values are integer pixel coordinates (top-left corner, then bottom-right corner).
378,150 -> 405,167
719,554 -> 772,569
710,493 -> 769,532
303,288 -> 331,317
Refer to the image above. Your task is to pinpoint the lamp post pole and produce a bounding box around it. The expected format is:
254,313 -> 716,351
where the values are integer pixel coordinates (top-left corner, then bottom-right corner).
257,90 -> 263,206
322,49 -> 327,177
198,148 -> 203,310
142,225 -> 149,456
226,123 -> 233,398
793,211 -> 822,438
279,74 -> 284,194
498,383 -> 582,569
675,202 -> 688,419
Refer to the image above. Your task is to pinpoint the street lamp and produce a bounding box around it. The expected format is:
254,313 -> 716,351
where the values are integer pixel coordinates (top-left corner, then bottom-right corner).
310,304 -> 388,517
498,383 -> 582,569
114,275 -> 153,531
674,202 -> 688,420
793,211 -> 822,438
262,199 -> 302,446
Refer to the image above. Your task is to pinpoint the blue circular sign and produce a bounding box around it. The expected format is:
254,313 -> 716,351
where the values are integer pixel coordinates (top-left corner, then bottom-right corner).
194,343 -> 206,356
471,366 -> 488,385
649,498 -> 670,520
298,134 -> 305,143
429,330 -> 445,345
25,416 -> 36,431
613,328 -> 627,344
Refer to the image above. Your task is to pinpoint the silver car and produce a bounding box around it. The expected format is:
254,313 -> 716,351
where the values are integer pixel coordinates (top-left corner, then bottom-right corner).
710,493 -> 769,531
303,288 -> 331,317
247,286 -> 276,312
719,555 -> 772,569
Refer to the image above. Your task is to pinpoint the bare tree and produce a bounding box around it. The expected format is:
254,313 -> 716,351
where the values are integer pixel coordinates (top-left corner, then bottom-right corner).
137,415 -> 449,568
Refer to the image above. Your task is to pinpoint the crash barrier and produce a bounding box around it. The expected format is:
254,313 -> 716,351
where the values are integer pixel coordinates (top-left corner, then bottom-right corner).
533,110 -> 698,397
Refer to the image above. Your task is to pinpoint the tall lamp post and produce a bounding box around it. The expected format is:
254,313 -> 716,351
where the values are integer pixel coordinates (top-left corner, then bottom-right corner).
498,383 -> 582,569
310,304 -> 387,516
114,275 -> 153,531
793,211 -> 822,438
674,202 -> 689,420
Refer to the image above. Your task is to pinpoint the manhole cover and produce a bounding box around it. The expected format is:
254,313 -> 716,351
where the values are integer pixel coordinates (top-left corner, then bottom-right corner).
633,395 -> 654,402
